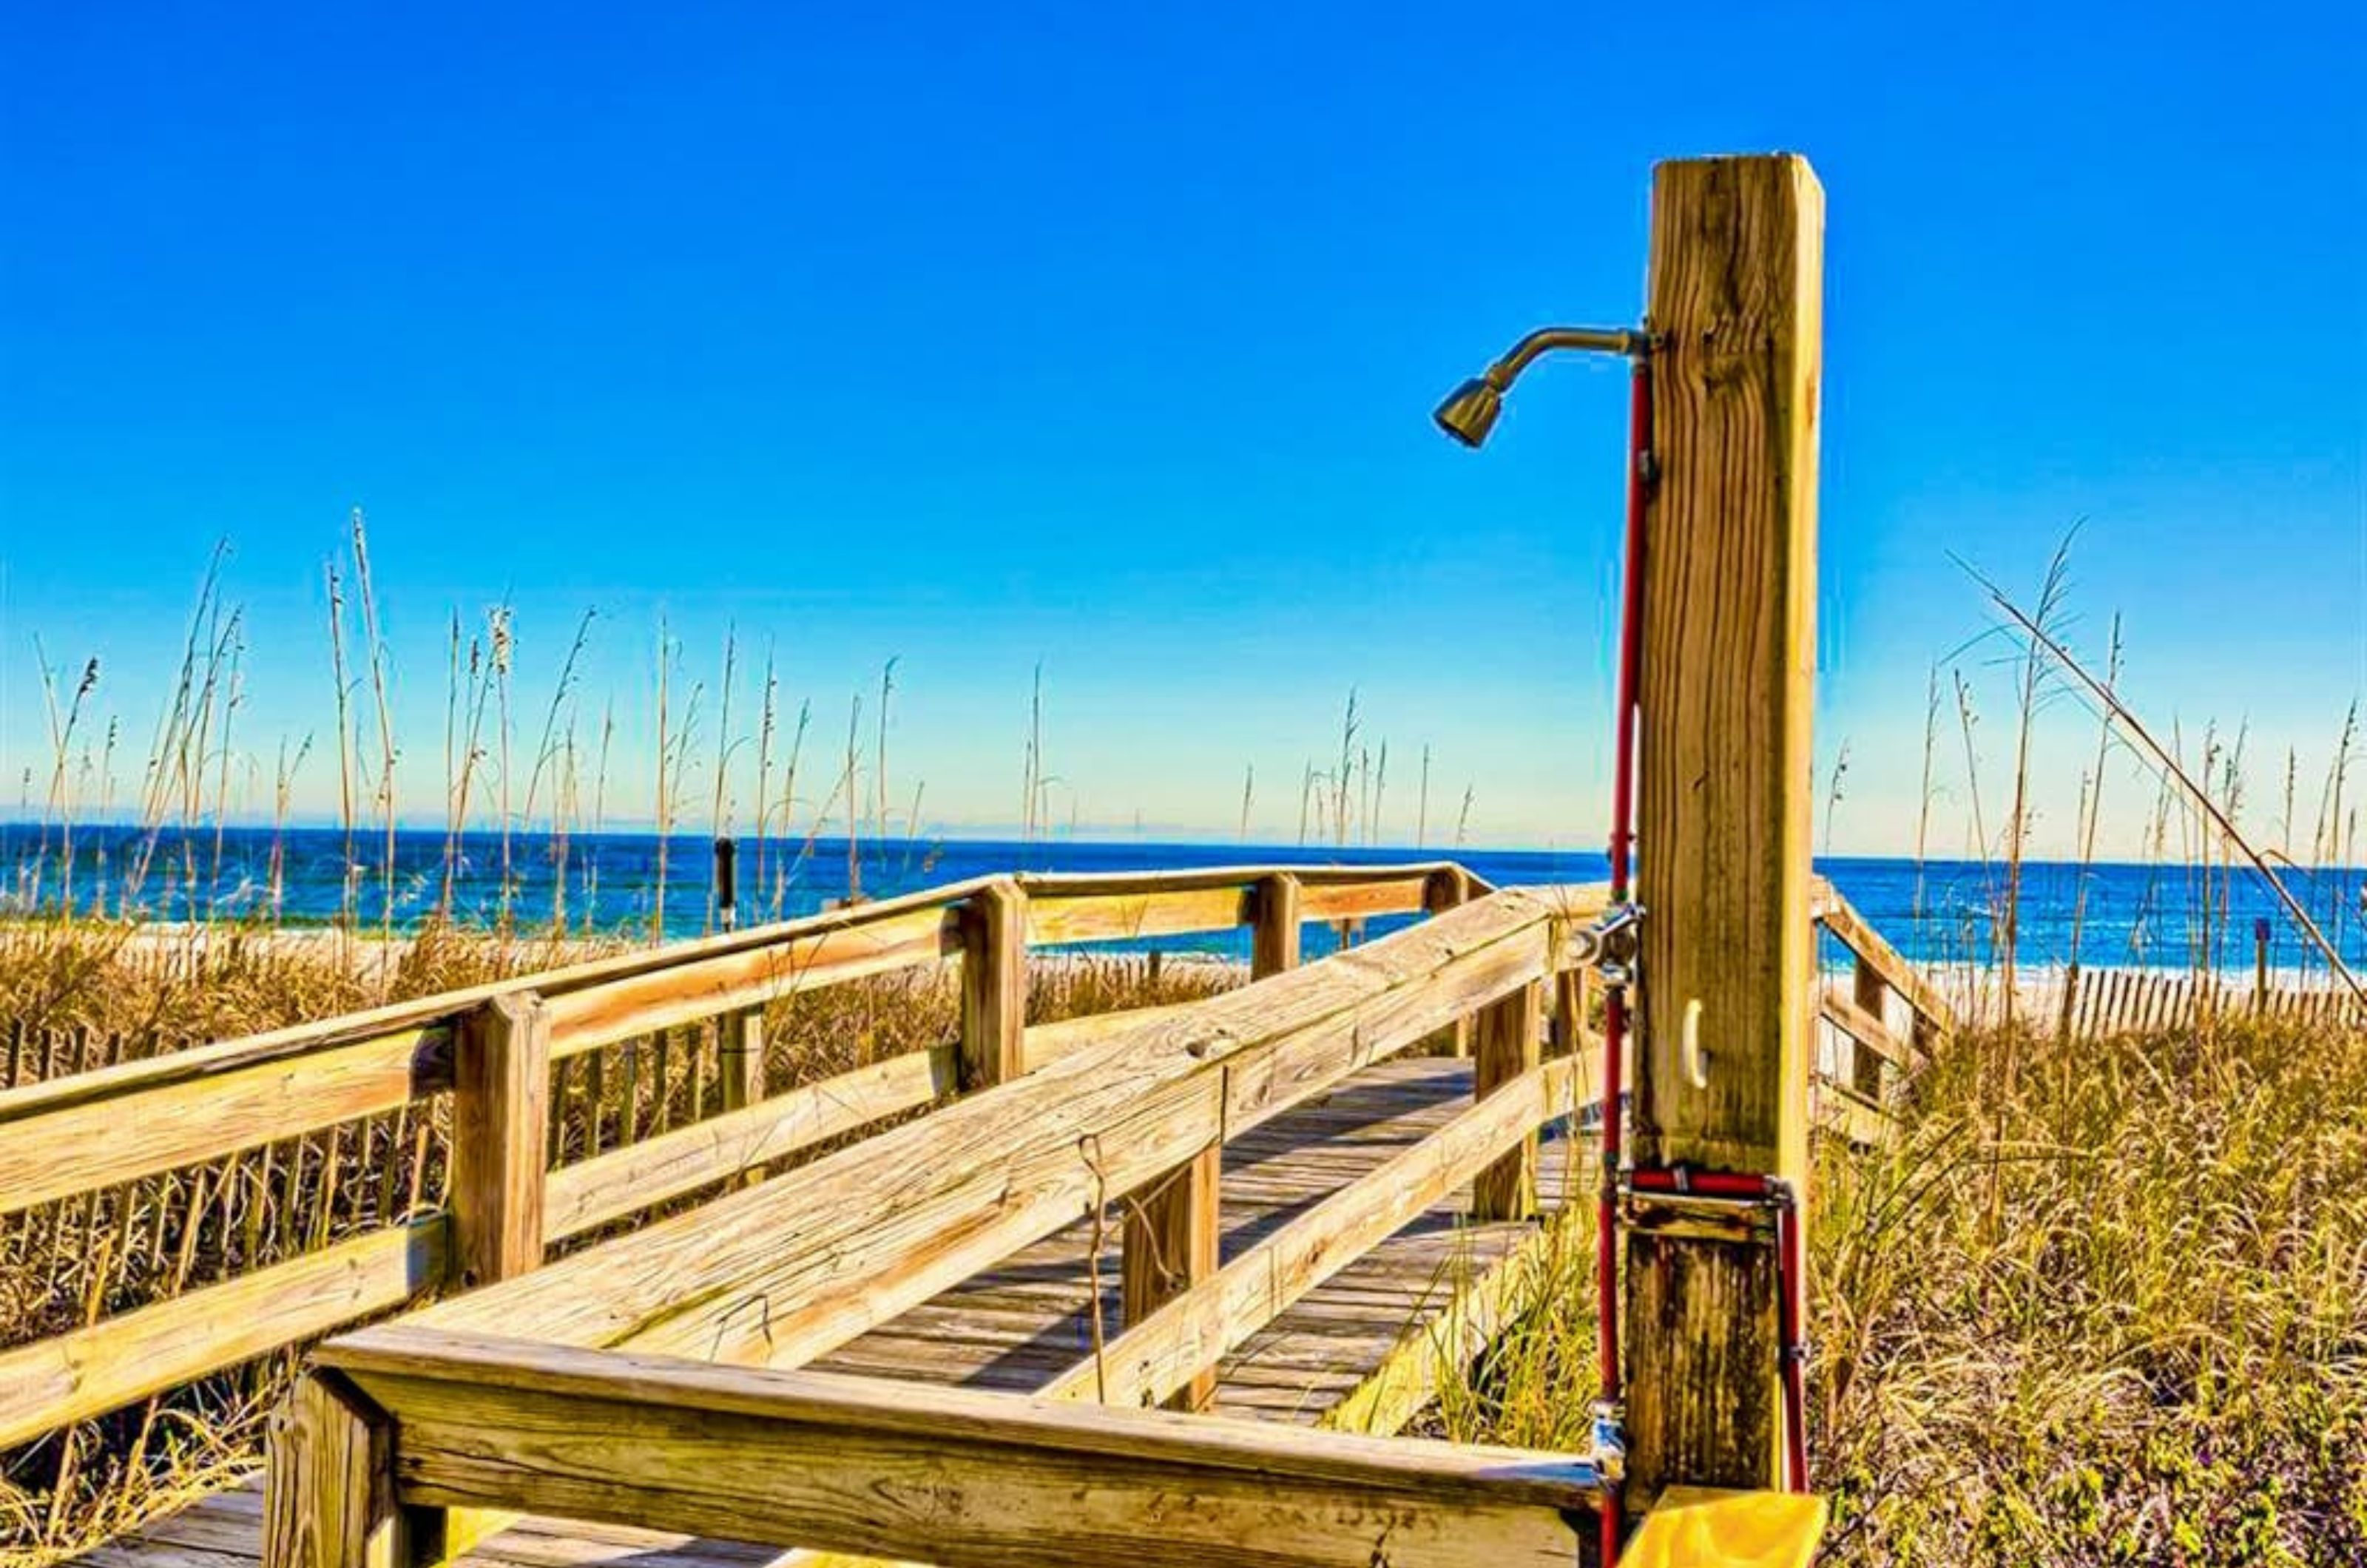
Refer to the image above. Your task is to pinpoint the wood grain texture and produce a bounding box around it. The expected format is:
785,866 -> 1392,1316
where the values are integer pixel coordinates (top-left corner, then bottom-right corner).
958,882 -> 1027,1091
1819,993 -> 1908,1077
263,1373 -> 407,1568
1019,1001 -> 1197,1071
1250,873 -> 1303,980
1022,886 -> 1249,946
0,1025 -> 444,1216
1629,152 -> 1823,1498
450,993 -> 550,1289
719,1010 -> 766,1113
1420,868 -> 1474,1058
0,1220 -> 447,1447
1470,981 -> 1543,1221
402,888 -> 1582,1378
1295,877 -> 1430,925
543,1048 -> 959,1240
323,1328 -> 1596,1568
542,906 -> 959,1057
1119,1141 -> 1220,1410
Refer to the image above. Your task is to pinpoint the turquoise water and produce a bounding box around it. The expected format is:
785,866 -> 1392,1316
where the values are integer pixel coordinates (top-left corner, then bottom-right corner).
4,823 -> 2360,976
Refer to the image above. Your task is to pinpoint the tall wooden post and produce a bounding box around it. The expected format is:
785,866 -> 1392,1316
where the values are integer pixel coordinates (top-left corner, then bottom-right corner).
1624,154 -> 1823,1501
959,882 -> 1027,1091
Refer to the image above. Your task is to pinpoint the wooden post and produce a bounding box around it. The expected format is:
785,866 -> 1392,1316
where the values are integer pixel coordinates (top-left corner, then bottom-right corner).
720,1008 -> 766,1112
1121,888 -> 1269,1415
1251,872 -> 1303,979
1552,967 -> 1593,1058
1624,153 -> 1823,1501
1851,957 -> 1887,1101
263,1372 -> 406,1568
450,992 -> 550,1289
1422,868 -> 1473,1056
959,881 -> 1027,1092
1470,981 -> 1543,1220
1121,1140 -> 1221,1410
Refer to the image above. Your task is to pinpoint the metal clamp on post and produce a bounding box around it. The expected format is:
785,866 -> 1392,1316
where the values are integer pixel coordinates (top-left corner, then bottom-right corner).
1618,1163 -> 1787,1243
1567,901 -> 1644,989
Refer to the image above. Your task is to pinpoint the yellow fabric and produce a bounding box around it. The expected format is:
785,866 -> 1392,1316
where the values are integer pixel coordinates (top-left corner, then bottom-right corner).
1622,1487 -> 1828,1568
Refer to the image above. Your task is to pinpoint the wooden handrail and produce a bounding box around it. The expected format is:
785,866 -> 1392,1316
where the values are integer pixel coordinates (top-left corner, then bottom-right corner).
0,861 -> 1482,1134
397,885 -> 1601,1372
0,859 -> 1503,1454
1811,878 -> 1953,1041
274,1325 -> 1597,1568
0,864 -> 1944,1459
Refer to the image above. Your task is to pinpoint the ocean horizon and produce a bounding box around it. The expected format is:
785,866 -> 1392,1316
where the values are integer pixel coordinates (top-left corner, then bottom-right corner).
6,820 -> 2362,978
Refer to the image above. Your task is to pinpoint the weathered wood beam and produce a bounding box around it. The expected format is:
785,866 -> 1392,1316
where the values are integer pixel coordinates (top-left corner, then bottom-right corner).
1119,1141 -> 1220,1410
1470,982 -> 1544,1220
1420,868 -> 1474,1057
1810,879 -> 1952,1040
543,1047 -> 960,1240
1627,151 -> 1823,1499
544,905 -> 958,1056
1251,871 -> 1303,979
720,1007 -> 767,1112
0,1220 -> 446,1448
316,1328 -> 1598,1568
1024,885 -> 1249,946
0,1024 -> 445,1216
959,882 -> 1027,1091
263,1371 -> 408,1568
449,993 -> 550,1289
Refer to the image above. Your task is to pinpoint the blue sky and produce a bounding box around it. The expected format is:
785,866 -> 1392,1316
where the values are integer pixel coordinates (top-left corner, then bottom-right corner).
2,2 -> 2361,855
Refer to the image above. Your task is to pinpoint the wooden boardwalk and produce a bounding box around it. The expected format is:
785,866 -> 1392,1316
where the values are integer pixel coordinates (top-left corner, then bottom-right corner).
81,1055 -> 1578,1568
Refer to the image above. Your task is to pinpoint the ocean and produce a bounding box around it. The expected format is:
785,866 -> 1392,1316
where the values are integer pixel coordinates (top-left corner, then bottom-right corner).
3,823 -> 2361,976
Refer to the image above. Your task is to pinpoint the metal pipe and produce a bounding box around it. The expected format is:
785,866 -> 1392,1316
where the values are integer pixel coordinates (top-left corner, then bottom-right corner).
1433,325 -> 1651,448
1593,348 -> 1654,1568
1486,325 -> 1651,382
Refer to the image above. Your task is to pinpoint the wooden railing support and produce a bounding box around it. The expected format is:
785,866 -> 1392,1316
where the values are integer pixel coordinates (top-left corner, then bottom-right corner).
1626,152 -> 1823,1500
1251,872 -> 1303,979
1850,956 -> 1888,1101
1423,867 -> 1474,1057
720,1007 -> 766,1111
437,990 -> 554,1568
1470,981 -> 1543,1221
450,992 -> 550,1289
1121,1140 -> 1222,1410
263,1372 -> 407,1568
959,882 -> 1027,1092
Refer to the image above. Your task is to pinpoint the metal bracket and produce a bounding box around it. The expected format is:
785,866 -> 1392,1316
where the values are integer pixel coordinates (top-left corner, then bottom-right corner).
1570,902 -> 1644,989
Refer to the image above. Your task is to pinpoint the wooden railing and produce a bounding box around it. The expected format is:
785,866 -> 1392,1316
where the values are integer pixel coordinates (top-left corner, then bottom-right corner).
263,876 -> 1844,1568
1811,879 -> 1953,1145
2,856 -> 1942,1544
0,862 -> 1479,1456
269,880 -> 1619,1568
